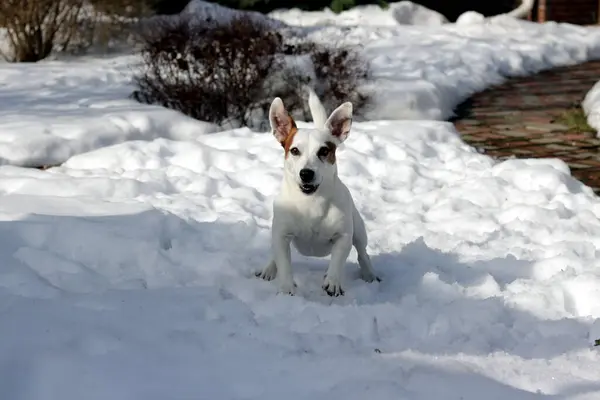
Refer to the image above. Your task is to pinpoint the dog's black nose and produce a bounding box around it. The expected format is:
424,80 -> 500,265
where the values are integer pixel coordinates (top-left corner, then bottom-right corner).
299,168 -> 315,183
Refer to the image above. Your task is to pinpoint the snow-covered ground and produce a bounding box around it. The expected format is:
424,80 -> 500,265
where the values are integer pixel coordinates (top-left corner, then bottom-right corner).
0,56 -> 219,167
309,14 -> 600,122
3,3 -> 600,399
4,119 -> 600,399
268,1 -> 449,27
272,2 -> 600,122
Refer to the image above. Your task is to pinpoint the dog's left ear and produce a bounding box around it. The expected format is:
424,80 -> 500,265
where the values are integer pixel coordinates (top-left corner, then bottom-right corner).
325,102 -> 353,143
269,97 -> 296,145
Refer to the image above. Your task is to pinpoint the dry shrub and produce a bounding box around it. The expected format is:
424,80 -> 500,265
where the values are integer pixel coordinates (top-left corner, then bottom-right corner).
311,46 -> 370,115
133,15 -> 283,127
0,0 -> 153,61
132,14 -> 371,129
0,0 -> 85,62
73,0 -> 154,54
284,40 -> 370,119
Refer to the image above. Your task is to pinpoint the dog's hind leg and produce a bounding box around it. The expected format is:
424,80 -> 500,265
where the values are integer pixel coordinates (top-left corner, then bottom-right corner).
356,247 -> 380,283
352,207 -> 380,283
256,259 -> 277,281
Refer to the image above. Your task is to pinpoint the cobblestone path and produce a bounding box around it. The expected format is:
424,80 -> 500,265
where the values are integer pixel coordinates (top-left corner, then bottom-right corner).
453,61 -> 600,193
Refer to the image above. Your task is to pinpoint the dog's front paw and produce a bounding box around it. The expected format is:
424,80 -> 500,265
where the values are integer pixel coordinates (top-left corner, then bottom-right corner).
255,262 -> 277,281
322,275 -> 344,297
277,280 -> 296,296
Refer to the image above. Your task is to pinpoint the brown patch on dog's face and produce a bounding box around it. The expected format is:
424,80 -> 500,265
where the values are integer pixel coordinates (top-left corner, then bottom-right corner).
272,106 -> 298,157
317,141 -> 337,164
281,120 -> 298,158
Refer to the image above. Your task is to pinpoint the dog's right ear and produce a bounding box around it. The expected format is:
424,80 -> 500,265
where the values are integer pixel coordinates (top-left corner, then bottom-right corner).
325,102 -> 353,143
269,97 -> 296,146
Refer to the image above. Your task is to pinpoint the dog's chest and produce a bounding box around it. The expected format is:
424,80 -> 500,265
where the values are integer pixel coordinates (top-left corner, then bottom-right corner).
290,203 -> 345,257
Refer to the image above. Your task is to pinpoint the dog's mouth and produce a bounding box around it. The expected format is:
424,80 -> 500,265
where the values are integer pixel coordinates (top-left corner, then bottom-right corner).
299,183 -> 319,195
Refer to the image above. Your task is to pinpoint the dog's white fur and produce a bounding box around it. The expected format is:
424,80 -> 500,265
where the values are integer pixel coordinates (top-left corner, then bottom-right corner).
256,91 -> 379,296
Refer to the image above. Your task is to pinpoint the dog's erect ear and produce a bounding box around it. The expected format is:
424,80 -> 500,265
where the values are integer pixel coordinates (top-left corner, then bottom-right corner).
325,102 -> 353,143
269,97 -> 296,145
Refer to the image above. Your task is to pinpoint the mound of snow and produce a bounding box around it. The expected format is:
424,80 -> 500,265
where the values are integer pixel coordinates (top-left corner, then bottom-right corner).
455,11 -> 487,25
390,1 -> 448,26
138,0 -> 291,42
182,0 -> 287,28
583,80 -> 600,136
269,8 -> 600,122
353,15 -> 600,121
269,4 -> 400,27
2,116 -> 600,398
0,56 -> 219,167
270,2 -> 447,27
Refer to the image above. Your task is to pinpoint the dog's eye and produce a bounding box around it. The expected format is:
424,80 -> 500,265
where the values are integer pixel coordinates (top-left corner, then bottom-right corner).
317,147 -> 329,158
290,147 -> 301,156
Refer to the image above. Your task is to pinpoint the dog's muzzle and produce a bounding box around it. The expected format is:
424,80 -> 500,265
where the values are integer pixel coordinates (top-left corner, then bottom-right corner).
299,183 -> 319,195
298,168 -> 318,194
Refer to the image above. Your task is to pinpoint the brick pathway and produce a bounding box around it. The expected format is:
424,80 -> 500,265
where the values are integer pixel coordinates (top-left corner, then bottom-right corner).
453,60 -> 600,194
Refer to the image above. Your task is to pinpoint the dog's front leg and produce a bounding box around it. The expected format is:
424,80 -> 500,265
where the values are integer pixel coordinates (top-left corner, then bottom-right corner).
323,234 -> 352,297
272,232 -> 295,295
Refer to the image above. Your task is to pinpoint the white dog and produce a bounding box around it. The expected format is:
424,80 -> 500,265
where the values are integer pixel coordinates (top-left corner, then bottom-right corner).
256,91 -> 380,296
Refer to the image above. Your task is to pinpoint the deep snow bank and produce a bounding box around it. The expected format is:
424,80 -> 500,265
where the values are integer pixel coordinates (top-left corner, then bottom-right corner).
2,119 -> 600,398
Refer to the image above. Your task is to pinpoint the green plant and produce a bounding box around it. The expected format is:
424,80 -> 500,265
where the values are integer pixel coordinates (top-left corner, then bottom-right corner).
330,0 -> 355,14
238,0 -> 271,9
556,105 -> 595,133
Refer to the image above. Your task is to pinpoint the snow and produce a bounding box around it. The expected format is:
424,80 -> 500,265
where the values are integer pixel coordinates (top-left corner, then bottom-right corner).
273,7 -> 600,122
182,0 -> 287,28
455,11 -> 487,25
583,80 -> 600,135
268,1 -> 447,27
268,4 -> 399,27
340,15 -> 600,121
3,121 -> 600,399
390,1 -> 448,26
3,3 -> 600,398
2,6 -> 600,166
0,56 -> 218,167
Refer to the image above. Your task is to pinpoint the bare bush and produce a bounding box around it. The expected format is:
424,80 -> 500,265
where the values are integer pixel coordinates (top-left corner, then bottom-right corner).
0,0 -> 86,62
72,0 -> 154,55
59,0 -> 156,56
284,40 -> 371,118
0,0 -> 155,61
133,15 -> 283,127
132,14 -> 371,129
313,46 -> 370,117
